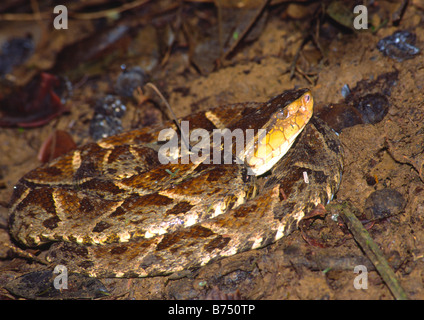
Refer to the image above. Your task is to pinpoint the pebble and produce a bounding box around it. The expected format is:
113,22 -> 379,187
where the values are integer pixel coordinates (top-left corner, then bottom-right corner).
354,93 -> 389,124
364,188 -> 405,220
0,36 -> 34,76
115,66 -> 147,98
89,95 -> 126,140
377,30 -> 420,62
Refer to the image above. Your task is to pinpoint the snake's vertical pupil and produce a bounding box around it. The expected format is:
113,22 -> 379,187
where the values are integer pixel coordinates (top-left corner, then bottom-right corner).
304,94 -> 310,104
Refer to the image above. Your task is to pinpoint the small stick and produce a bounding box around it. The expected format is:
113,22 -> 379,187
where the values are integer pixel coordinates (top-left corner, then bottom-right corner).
289,35 -> 310,80
145,83 -> 191,152
339,203 -> 408,300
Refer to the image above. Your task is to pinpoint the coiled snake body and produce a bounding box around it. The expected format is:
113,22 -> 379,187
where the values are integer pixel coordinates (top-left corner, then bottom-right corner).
9,89 -> 343,277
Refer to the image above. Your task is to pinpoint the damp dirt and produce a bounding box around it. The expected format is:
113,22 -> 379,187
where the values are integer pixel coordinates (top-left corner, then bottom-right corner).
1,4 -> 424,300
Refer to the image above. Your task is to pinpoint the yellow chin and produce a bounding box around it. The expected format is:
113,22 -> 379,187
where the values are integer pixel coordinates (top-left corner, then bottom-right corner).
246,128 -> 302,176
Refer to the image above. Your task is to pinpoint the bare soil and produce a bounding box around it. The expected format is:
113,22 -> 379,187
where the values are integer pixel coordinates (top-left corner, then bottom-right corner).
1,2 -> 424,300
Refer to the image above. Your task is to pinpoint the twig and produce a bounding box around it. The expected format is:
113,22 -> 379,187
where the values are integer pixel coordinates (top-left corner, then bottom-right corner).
289,35 -> 310,80
69,0 -> 150,20
338,202 -> 408,300
30,0 -> 42,21
145,83 -> 191,152
0,12 -> 49,21
295,65 -> 316,85
0,0 -> 150,21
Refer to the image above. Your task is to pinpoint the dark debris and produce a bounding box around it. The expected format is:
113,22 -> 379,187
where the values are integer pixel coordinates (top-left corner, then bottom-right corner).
5,269 -> 109,300
0,72 -> 70,128
377,30 -> 420,62
115,66 -> 147,98
0,36 -> 34,77
364,188 -> 406,221
89,95 -> 126,140
354,93 -> 389,124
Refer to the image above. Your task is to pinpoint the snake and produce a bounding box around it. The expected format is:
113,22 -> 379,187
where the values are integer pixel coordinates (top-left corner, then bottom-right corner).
8,88 -> 343,278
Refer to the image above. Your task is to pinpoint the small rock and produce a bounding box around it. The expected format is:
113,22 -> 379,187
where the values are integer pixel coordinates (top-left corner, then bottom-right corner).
115,66 -> 147,98
316,103 -> 363,133
377,30 -> 420,62
89,95 -> 126,140
354,93 -> 389,124
364,188 -> 405,220
0,36 -> 34,76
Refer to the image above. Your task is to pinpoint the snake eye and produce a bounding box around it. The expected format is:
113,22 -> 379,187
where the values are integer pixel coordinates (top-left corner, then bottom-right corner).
303,94 -> 311,104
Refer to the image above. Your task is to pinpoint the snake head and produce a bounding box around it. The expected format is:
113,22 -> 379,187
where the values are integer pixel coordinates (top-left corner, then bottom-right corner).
244,89 -> 314,176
